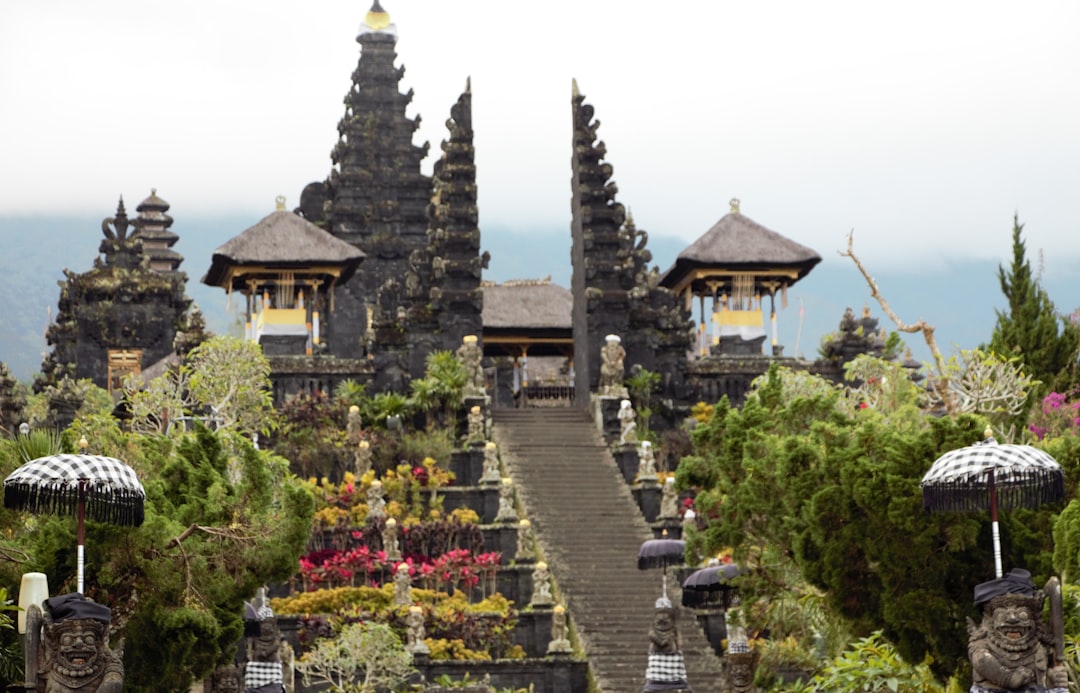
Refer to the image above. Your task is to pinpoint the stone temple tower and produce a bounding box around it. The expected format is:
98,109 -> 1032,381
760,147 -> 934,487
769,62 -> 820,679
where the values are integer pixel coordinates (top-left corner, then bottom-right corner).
296,1 -> 484,391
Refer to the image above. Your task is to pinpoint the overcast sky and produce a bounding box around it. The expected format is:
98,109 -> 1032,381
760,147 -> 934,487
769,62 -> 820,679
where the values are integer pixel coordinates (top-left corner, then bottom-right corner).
2,1 -> 1078,276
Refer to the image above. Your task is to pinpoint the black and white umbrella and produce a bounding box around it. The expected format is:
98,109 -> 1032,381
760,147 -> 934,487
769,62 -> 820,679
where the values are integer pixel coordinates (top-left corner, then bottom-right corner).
4,454 -> 146,594
638,538 -> 686,600
921,431 -> 1064,578
681,563 -> 745,608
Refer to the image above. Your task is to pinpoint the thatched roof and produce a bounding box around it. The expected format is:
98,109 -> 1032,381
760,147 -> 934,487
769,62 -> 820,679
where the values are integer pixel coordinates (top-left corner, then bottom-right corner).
482,279 -> 571,330
202,209 -> 365,288
660,209 -> 821,293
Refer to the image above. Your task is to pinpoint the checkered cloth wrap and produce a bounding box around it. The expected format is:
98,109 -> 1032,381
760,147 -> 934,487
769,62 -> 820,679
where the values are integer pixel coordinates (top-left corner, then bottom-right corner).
645,652 -> 688,683
244,661 -> 283,688
4,454 -> 146,526
921,438 -> 1064,513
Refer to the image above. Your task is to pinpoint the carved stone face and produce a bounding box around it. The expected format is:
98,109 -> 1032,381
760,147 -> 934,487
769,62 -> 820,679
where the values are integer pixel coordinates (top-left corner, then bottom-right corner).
250,620 -> 280,661
49,620 -> 106,680
988,601 -> 1038,652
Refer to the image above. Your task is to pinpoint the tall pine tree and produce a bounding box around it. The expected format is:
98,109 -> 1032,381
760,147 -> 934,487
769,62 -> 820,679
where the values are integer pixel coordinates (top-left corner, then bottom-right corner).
988,214 -> 1080,397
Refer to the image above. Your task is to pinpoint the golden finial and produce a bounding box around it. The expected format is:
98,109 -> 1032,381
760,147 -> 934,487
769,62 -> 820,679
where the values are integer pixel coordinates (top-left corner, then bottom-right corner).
275,195 -> 286,211
729,198 -> 741,214
365,0 -> 391,30
984,425 -> 994,440
78,436 -> 89,451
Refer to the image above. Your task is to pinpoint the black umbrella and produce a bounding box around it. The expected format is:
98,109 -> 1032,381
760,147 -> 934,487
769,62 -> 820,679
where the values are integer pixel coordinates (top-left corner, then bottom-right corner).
921,430 -> 1064,578
638,538 -> 686,600
4,454 -> 146,594
681,563 -> 745,608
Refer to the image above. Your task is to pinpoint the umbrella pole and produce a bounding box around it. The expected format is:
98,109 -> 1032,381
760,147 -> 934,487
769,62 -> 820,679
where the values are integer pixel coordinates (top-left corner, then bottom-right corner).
989,470 -> 1002,579
77,479 -> 86,594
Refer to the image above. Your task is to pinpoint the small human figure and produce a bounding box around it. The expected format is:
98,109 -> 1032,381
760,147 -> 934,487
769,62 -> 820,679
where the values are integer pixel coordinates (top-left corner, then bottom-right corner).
382,517 -> 401,562
406,606 -> 430,655
456,334 -> 485,397
600,334 -> 628,397
548,604 -> 572,655
346,404 -> 362,445
638,441 -> 658,482
618,399 -> 637,446
530,561 -> 554,607
480,441 -> 501,484
659,477 -> 680,520
354,439 -> 372,477
515,518 -> 536,562
495,478 -> 519,523
393,563 -> 412,607
467,404 -> 485,444
366,480 -> 386,521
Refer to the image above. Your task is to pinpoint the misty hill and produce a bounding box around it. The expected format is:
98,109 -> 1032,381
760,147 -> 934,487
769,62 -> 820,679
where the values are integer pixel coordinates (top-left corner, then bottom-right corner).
2,215 -> 1077,383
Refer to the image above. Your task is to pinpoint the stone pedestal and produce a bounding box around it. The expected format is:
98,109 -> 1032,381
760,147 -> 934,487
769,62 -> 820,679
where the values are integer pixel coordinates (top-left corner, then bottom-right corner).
593,395 -> 622,444
633,481 -> 662,523
612,444 -> 639,485
450,448 -> 486,486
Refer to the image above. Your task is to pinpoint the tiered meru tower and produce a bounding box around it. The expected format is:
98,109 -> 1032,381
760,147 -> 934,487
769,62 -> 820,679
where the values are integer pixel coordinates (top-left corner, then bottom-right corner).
296,3 -> 483,391
40,193 -> 191,394
570,82 -> 693,408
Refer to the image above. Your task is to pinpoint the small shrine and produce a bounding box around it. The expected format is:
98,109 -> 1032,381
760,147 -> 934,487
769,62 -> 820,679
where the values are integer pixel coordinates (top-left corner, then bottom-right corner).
202,196 -> 365,357
660,199 -> 821,357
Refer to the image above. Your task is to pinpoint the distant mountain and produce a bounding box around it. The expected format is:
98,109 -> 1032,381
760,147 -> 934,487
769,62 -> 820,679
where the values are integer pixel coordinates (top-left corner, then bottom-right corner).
2,216 -> 1077,382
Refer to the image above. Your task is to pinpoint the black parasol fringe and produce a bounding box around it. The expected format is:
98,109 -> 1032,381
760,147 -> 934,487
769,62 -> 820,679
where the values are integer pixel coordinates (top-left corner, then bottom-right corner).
922,469 -> 1066,513
4,483 -> 145,527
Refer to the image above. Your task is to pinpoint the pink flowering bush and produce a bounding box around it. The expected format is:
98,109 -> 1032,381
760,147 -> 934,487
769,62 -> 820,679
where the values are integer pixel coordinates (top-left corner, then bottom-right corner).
1029,391 -> 1080,440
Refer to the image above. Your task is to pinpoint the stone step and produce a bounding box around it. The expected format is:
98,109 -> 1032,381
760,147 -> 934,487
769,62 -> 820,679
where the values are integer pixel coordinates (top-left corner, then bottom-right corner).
491,408 -> 724,693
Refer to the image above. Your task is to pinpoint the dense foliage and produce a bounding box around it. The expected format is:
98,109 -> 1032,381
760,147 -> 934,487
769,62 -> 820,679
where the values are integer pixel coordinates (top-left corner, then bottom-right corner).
988,214 -> 1080,400
676,363 -> 1080,679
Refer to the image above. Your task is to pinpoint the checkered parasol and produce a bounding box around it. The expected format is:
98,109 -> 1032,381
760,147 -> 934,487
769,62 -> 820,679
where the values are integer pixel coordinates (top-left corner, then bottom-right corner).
4,454 -> 146,526
921,432 -> 1064,578
4,454 -> 145,594
921,437 -> 1064,513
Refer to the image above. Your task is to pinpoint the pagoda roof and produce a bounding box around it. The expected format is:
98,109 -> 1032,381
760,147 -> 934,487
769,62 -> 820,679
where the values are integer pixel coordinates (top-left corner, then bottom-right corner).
481,279 -> 571,330
660,204 -> 821,294
202,208 -> 365,288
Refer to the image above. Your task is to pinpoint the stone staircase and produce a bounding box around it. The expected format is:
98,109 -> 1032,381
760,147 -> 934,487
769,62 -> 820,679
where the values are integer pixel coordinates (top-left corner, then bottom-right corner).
492,408 -> 724,693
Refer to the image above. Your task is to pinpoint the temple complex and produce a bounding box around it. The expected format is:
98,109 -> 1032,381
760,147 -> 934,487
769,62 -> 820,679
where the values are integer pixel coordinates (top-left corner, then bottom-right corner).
35,0 -> 840,419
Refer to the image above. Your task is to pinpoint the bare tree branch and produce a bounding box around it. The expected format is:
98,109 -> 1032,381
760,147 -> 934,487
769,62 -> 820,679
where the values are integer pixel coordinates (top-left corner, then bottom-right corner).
840,231 -> 958,413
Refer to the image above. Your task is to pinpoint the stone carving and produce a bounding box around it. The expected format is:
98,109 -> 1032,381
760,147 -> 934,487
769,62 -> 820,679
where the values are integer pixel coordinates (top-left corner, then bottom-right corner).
346,404 -> 362,444
643,596 -> 692,692
515,519 -> 536,563
393,563 -> 413,607
530,562 -> 554,607
367,480 -> 386,521
495,478 -> 518,523
967,568 -> 1067,693
243,591 -> 285,693
659,477 -> 680,520
24,593 -> 124,693
456,335 -> 485,397
467,404 -> 485,444
638,441 -> 658,482
721,651 -> 759,693
354,439 -> 372,478
406,606 -> 430,655
209,664 -> 243,692
547,604 -> 572,655
618,399 -> 637,446
383,518 -> 402,562
480,441 -> 501,484
600,334 -> 628,397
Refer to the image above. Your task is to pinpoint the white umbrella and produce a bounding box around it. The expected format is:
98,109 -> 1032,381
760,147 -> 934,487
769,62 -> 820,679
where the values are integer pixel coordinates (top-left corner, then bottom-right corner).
4,454 -> 146,594
921,430 -> 1064,578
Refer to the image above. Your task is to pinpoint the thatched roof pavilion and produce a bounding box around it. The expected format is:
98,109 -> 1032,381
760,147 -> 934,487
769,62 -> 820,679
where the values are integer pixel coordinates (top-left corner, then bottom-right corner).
202,196 -> 365,354
660,199 -> 821,356
481,278 -> 572,357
